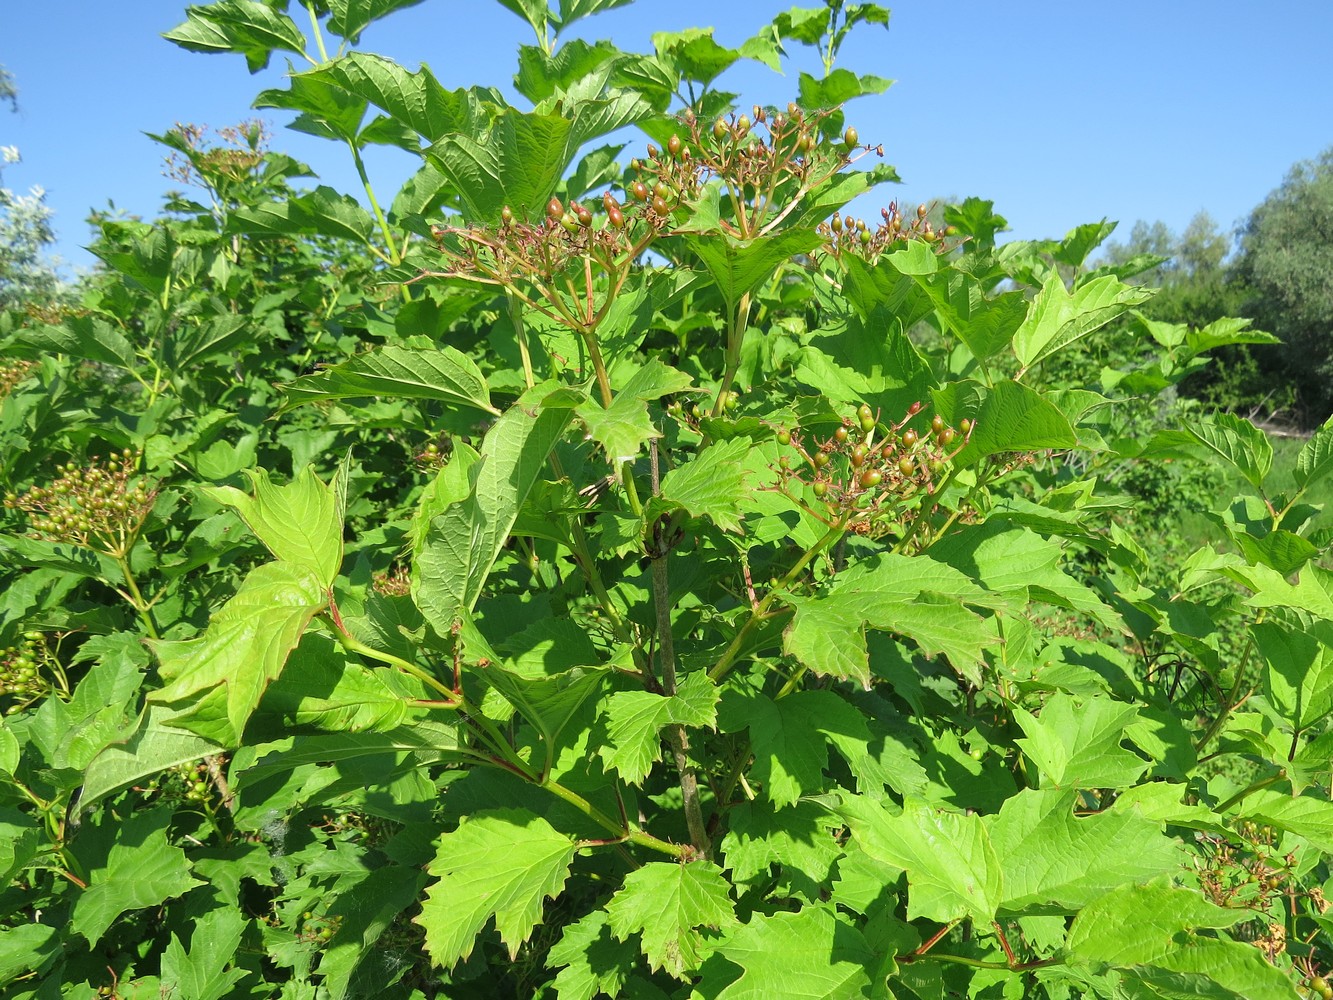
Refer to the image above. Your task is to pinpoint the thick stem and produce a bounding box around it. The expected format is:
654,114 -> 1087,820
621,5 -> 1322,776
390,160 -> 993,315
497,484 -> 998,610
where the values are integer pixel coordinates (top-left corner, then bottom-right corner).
650,440 -> 712,858
582,328 -> 614,409
303,1 -> 330,62
347,140 -> 405,285
115,556 -> 159,640
712,292 -> 752,418
508,291 -> 536,389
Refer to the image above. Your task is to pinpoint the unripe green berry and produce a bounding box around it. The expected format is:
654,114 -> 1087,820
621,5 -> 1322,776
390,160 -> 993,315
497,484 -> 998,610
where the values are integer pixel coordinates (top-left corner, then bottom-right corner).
843,126 -> 858,147
776,428 -> 791,446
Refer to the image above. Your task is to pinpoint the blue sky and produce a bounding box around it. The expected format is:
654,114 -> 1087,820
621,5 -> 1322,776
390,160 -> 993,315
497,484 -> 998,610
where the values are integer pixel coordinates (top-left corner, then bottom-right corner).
3,1 -> 1331,276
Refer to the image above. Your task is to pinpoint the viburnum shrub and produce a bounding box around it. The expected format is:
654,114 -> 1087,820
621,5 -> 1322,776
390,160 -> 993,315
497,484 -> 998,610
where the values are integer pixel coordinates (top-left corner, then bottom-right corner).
1,1 -> 1331,997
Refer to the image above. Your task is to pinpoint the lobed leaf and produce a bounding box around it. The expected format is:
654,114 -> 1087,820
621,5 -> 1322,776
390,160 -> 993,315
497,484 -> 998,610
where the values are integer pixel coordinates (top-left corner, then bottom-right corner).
417,809 -> 575,968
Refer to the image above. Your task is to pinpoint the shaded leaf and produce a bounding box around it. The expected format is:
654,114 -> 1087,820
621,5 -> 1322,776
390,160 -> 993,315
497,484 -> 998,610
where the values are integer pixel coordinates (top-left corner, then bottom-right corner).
72,809 -> 203,946
413,382 -> 582,630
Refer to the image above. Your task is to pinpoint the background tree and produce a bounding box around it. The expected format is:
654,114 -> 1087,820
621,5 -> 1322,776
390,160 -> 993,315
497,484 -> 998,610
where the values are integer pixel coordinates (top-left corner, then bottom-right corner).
0,65 -> 64,309
1100,211 -> 1283,416
1234,146 -> 1333,422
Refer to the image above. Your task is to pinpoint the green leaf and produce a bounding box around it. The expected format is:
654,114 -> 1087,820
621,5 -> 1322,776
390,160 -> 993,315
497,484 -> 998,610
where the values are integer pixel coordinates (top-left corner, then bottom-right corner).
791,307 -> 937,424
720,800 -> 842,896
429,109 -> 568,222
226,185 -> 375,242
479,662 -> 606,747
515,38 -> 622,102
0,925 -> 58,986
79,702 -> 225,811
163,0 -> 308,72
772,5 -> 831,46
927,520 -> 1117,629
652,28 -> 739,86
946,380 -> 1079,467
278,345 -> 497,416
784,552 -> 1002,686
681,230 -> 821,313
710,907 -> 874,1000
295,52 -> 499,143
326,0 -> 426,43
1294,413 -> 1333,490
1228,789 -> 1333,853
797,68 -> 893,113
1185,411 -> 1272,491
254,74 -> 368,143
985,788 -> 1183,914
557,0 -> 634,28
600,670 -> 718,784
0,724 -> 16,777
1067,884 -> 1298,1000
833,794 -> 1002,924
605,860 -> 737,979
147,562 -> 328,745
1012,272 -> 1153,372
494,0 -> 549,39
201,465 -> 344,587
258,633 -> 409,733
14,316 -> 135,369
413,382 -> 582,630
1013,693 -> 1148,789
71,809 -> 203,946
577,359 -> 693,462
645,437 -> 750,533
418,809 -> 575,968
1251,622 -> 1333,732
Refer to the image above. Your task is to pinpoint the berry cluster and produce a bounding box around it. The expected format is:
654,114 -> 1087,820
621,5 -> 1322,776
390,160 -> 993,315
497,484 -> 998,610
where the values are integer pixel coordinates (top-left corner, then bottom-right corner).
654,103 -> 869,239
423,105 -> 878,330
771,403 -> 972,531
425,184 -> 663,329
1,632 -> 57,714
414,438 -> 449,470
0,358 -> 36,398
135,759 -> 219,805
3,450 -> 157,557
819,200 -> 960,261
